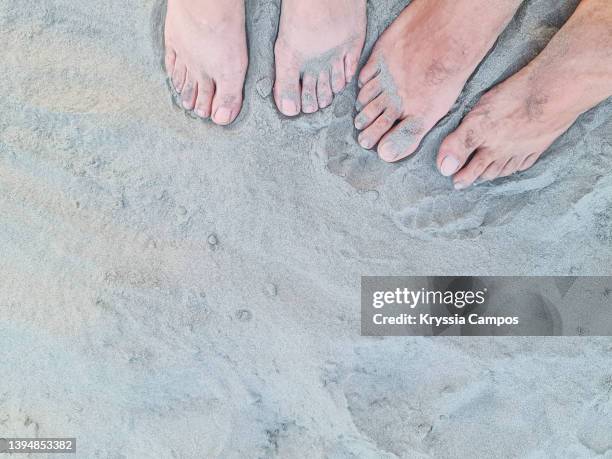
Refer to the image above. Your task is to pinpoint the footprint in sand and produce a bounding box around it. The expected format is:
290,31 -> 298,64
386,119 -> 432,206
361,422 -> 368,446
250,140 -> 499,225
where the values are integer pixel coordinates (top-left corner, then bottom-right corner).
577,399 -> 612,454
386,169 -> 558,238
315,0 -> 611,239
317,89 -> 568,238
320,114 -> 396,191
321,114 -> 559,237
321,99 -> 610,238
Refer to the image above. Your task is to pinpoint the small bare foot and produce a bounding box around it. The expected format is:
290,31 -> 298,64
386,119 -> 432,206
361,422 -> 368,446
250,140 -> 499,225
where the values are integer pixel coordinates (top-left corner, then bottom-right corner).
164,0 -> 247,125
355,0 -> 522,162
274,0 -> 367,116
438,0 -> 612,189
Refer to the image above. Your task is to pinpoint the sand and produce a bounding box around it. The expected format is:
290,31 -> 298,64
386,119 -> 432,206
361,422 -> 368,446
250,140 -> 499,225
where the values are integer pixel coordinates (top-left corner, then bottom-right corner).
1,0 -> 611,457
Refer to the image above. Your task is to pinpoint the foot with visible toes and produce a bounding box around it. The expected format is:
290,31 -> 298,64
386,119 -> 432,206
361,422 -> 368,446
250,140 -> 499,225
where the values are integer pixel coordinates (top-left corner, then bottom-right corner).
355,0 -> 522,162
438,0 -> 612,190
164,0 -> 248,125
273,0 -> 367,116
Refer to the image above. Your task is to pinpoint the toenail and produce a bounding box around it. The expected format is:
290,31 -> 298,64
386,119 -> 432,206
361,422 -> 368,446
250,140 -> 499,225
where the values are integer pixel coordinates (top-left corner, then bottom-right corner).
214,107 -> 232,124
378,142 -> 397,161
454,181 -> 468,190
359,137 -> 371,149
440,156 -> 460,176
195,108 -> 208,118
355,114 -> 366,129
281,99 -> 298,115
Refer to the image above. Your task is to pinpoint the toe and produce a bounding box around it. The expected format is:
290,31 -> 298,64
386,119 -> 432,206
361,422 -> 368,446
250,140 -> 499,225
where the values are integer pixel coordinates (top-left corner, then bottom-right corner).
356,77 -> 383,110
518,152 -> 541,172
344,53 -> 359,84
195,77 -> 215,119
274,67 -> 301,117
354,93 -> 392,130
437,114 -> 483,177
377,117 -> 427,163
301,73 -> 318,114
165,48 -> 176,78
331,58 -> 346,94
453,150 -> 494,190
171,61 -> 187,93
211,81 -> 243,126
181,72 -> 198,111
499,156 -> 522,177
479,160 -> 505,182
358,58 -> 380,88
358,110 -> 399,150
317,69 -> 333,109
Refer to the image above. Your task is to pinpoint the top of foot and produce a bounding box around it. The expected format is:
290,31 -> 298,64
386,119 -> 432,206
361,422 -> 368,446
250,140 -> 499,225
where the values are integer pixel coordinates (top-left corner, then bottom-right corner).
437,0 -> 612,189
354,0 -> 522,162
164,0 -> 248,125
273,0 -> 367,116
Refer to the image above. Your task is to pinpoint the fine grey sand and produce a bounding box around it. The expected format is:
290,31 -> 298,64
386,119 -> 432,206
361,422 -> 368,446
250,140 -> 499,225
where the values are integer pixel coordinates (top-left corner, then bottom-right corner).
1,0 -> 612,457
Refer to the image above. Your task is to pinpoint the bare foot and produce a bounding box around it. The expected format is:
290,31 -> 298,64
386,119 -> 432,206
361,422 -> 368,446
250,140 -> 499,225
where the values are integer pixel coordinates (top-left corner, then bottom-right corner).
164,0 -> 247,125
274,0 -> 367,116
355,0 -> 522,162
438,0 -> 612,189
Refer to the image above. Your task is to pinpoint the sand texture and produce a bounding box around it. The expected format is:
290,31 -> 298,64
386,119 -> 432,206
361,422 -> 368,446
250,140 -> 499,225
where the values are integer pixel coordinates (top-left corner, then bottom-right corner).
1,0 -> 612,457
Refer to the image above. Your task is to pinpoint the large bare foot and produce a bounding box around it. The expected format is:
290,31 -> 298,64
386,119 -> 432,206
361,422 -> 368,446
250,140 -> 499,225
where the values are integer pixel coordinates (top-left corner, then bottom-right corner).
438,0 -> 612,189
274,0 -> 367,116
355,0 -> 522,162
164,0 -> 247,125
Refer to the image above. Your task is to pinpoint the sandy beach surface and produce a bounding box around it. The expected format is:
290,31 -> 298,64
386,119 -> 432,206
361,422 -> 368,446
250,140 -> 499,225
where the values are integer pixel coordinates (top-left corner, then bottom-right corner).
1,0 -> 612,457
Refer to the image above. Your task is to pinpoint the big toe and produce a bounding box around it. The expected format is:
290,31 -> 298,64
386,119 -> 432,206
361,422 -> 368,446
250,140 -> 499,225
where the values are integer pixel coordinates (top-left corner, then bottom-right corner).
378,116 -> 431,162
274,63 -> 301,117
211,81 -> 244,126
377,117 -> 428,163
437,114 -> 483,176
